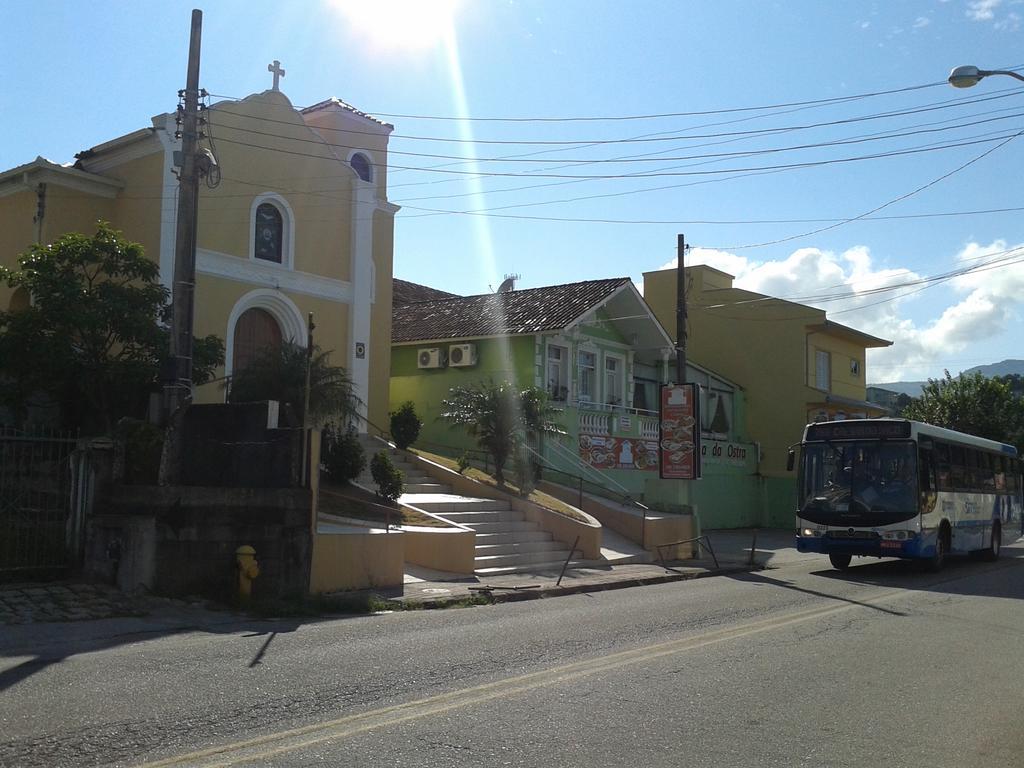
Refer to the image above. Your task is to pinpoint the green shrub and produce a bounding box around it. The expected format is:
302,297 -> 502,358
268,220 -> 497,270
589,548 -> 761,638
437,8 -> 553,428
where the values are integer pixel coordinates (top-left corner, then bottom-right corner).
370,451 -> 404,502
457,452 -> 471,474
322,423 -> 365,484
389,401 -> 422,450
115,418 -> 164,485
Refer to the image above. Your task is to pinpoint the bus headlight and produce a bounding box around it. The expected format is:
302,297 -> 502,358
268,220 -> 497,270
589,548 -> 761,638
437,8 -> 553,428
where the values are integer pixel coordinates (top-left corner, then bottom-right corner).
801,527 -> 823,537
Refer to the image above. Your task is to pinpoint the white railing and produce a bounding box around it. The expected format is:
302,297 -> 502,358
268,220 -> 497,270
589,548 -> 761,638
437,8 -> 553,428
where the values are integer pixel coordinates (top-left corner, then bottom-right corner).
639,415 -> 659,440
578,410 -> 611,435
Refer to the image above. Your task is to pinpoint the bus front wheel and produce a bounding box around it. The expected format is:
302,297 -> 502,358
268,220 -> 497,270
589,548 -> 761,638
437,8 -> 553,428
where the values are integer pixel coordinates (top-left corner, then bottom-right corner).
829,553 -> 852,571
925,525 -> 949,572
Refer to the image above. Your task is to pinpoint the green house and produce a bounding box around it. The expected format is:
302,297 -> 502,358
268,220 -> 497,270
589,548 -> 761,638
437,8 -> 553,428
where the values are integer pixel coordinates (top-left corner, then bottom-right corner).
390,278 -> 762,527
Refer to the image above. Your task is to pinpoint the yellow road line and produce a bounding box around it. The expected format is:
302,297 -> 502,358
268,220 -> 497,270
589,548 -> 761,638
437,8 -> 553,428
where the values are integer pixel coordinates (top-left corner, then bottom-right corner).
139,586 -> 908,767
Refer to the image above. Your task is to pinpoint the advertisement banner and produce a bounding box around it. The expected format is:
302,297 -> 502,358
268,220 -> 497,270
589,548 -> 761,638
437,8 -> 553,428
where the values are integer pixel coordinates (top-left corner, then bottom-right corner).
578,435 -> 659,471
659,383 -> 701,479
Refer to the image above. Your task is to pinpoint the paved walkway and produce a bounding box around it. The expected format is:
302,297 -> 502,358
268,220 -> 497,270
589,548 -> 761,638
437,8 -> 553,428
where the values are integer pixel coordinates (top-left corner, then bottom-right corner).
0,529 -> 819,625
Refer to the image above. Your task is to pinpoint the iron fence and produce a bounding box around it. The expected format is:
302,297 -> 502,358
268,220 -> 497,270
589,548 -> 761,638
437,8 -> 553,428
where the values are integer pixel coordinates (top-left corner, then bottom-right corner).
0,427 -> 83,579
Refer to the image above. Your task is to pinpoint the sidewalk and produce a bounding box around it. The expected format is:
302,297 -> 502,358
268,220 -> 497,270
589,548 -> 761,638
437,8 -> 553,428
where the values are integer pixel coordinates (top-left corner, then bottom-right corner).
397,527 -> 821,606
0,529 -> 819,625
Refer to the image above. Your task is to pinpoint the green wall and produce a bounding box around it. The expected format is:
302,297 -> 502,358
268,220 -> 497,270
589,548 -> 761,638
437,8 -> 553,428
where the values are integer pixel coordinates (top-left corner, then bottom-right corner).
389,335 -> 535,456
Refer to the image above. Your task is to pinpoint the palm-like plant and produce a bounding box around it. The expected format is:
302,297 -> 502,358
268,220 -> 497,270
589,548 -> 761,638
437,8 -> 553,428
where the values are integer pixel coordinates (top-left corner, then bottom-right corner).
440,380 -> 561,488
226,342 -> 360,426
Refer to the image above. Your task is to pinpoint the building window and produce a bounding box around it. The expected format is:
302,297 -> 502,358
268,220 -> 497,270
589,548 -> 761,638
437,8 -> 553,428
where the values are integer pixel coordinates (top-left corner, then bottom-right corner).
254,202 -> 284,263
815,350 -> 831,391
604,355 -> 623,405
547,344 -> 568,401
351,152 -> 372,182
578,350 -> 596,402
850,358 -> 861,376
232,307 -> 282,374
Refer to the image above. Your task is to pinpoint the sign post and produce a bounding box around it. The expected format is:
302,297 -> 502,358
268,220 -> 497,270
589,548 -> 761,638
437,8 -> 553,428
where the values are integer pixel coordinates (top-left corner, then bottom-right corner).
659,383 -> 702,480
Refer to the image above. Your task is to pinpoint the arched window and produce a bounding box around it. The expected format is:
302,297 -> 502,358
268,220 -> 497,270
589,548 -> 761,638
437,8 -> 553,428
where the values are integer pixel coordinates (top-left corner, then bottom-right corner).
8,286 -> 30,313
350,152 -> 372,182
254,202 -> 284,263
232,307 -> 283,374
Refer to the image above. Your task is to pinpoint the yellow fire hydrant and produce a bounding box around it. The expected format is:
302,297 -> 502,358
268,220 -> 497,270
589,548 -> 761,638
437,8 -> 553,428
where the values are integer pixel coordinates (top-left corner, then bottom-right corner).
235,545 -> 260,602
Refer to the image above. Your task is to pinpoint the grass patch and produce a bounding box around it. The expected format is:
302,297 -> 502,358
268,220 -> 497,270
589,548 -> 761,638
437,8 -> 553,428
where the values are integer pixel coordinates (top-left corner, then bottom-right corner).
319,483 -> 451,528
249,591 -> 397,617
410,448 -> 590,524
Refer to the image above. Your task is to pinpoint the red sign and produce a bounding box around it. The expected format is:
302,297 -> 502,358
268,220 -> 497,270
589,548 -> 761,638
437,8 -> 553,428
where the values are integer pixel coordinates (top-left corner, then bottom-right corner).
579,435 -> 659,471
660,383 -> 701,479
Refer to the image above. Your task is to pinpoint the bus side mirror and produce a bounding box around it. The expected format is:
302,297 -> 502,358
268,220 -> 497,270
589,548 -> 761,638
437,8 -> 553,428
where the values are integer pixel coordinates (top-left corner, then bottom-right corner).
786,449 -> 795,472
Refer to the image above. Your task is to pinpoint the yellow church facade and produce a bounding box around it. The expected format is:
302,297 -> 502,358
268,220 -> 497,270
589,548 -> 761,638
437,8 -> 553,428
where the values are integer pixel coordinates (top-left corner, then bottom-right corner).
643,264 -> 891,526
0,84 -> 397,429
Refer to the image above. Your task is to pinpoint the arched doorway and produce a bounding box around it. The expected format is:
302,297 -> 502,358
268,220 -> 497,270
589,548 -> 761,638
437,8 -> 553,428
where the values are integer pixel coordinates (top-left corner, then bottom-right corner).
232,307 -> 282,374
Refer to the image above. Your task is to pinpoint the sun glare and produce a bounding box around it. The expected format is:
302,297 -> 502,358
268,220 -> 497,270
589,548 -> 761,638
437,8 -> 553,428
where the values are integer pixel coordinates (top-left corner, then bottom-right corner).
328,0 -> 459,52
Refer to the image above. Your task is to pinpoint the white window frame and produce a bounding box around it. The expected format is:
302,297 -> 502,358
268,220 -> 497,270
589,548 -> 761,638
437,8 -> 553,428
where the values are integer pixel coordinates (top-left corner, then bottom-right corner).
578,349 -> 596,403
604,353 -> 624,406
546,344 -> 569,401
249,192 -> 295,270
815,350 -> 831,391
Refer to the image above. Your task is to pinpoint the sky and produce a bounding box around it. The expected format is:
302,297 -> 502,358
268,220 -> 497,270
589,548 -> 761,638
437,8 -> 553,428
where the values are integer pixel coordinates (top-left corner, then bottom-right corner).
2,0 -> 1023,385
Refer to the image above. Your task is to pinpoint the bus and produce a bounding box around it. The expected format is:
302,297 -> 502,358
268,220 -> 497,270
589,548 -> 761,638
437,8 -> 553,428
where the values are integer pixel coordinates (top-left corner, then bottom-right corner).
790,419 -> 1022,571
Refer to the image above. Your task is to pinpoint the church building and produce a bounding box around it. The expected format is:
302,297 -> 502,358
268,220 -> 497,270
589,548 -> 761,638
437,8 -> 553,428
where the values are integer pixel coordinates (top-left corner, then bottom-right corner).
0,65 -> 398,429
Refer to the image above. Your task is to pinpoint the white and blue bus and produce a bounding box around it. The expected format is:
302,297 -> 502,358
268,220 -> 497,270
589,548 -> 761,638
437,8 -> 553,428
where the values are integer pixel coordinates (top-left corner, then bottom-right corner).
791,419 -> 1022,571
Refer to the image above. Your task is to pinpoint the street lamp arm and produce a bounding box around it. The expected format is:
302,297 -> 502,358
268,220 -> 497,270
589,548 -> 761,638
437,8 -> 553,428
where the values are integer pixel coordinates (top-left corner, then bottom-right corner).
985,69 -> 1024,83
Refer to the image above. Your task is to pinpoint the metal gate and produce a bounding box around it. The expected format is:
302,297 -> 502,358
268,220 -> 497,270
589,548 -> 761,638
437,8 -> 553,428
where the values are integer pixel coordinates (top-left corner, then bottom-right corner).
0,428 -> 86,580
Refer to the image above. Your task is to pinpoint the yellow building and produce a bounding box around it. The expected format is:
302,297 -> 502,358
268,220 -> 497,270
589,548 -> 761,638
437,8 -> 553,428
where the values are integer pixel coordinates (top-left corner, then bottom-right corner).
0,77 -> 397,429
643,264 -> 891,526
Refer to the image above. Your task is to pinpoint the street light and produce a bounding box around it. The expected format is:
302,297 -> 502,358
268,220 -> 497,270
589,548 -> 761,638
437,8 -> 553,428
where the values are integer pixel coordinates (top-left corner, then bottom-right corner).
948,65 -> 1024,88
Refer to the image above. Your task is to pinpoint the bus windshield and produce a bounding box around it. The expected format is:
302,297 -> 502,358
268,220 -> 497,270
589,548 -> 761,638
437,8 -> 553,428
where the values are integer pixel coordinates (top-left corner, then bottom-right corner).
799,440 -> 918,526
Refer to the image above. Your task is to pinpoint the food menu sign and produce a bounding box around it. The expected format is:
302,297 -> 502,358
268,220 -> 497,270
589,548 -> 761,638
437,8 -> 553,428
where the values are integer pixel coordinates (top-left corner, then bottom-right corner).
660,383 -> 701,479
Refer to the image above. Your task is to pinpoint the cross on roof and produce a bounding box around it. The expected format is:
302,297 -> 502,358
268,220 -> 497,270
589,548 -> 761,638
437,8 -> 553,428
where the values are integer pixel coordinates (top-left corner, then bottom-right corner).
268,60 -> 285,91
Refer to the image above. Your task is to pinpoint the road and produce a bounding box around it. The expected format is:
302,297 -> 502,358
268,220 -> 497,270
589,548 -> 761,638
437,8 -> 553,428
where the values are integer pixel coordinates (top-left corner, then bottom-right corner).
2,546 -> 1023,767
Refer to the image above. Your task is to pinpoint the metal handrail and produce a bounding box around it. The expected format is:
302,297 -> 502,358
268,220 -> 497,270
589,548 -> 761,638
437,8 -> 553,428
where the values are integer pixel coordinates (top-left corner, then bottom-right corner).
656,535 -> 719,571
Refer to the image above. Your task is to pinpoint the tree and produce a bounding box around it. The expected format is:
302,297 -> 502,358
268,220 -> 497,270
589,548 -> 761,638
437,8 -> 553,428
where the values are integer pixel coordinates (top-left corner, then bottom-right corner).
0,223 -> 223,433
389,401 -> 422,450
226,341 -> 359,426
902,370 -> 1024,451
440,380 -> 561,488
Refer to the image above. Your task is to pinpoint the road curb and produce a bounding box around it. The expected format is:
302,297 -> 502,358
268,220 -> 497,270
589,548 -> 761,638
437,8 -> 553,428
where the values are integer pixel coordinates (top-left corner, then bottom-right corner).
395,564 -> 760,609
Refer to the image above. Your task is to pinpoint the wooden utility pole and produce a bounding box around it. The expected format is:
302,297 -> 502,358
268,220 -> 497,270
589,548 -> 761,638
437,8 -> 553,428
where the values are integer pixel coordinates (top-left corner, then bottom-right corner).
675,233 -> 687,384
165,8 -> 203,419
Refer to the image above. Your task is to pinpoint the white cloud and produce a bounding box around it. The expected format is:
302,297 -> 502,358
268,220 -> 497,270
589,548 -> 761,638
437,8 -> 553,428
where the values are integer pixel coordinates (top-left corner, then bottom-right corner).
912,16 -> 931,28
653,239 -> 1024,382
995,11 -> 1021,29
967,0 -> 1002,21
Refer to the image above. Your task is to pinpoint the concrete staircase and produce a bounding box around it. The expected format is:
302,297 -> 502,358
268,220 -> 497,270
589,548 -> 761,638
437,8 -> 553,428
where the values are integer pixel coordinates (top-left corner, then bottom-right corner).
355,436 -> 572,575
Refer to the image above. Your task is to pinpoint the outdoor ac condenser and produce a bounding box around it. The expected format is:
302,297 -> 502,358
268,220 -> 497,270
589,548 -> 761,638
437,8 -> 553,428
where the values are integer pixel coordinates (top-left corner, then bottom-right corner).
448,343 -> 478,367
417,348 -> 444,369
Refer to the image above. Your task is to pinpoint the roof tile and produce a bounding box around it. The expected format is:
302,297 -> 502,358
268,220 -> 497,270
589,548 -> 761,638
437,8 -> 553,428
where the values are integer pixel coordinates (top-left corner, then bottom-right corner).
392,278 -> 630,342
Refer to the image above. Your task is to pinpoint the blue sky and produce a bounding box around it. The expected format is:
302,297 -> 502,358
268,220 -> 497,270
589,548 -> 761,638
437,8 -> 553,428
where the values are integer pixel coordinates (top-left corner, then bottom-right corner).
2,0 -> 1023,383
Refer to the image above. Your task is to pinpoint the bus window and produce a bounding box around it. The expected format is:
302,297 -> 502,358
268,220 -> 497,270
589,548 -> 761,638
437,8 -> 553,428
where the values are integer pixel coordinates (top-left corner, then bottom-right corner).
980,453 -> 996,491
950,446 -> 966,489
935,442 -> 952,491
995,455 -> 1007,492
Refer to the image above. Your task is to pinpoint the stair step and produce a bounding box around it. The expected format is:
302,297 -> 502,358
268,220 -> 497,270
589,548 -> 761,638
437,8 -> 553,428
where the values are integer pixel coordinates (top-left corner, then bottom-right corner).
439,509 -> 523,524
470,521 -> 541,533
474,549 -> 571,569
401,482 -> 451,494
475,541 -> 565,556
405,496 -> 511,513
474,531 -> 552,545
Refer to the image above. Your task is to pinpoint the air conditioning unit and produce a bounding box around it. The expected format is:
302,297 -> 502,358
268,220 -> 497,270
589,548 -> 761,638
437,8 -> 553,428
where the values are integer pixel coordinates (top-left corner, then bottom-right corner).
448,343 -> 478,367
417,347 -> 444,369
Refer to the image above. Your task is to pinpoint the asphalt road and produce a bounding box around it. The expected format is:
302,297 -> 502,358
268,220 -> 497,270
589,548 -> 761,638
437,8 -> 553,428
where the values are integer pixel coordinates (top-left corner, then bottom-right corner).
2,545 -> 1023,767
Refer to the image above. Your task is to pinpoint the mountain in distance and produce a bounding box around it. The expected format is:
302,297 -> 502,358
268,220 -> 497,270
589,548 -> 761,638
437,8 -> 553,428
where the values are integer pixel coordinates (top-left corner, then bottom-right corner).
961,359 -> 1024,378
869,359 -> 1024,399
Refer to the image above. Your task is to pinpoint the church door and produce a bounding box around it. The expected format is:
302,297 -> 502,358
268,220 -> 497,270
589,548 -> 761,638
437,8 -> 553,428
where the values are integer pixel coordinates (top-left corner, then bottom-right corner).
232,308 -> 283,373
